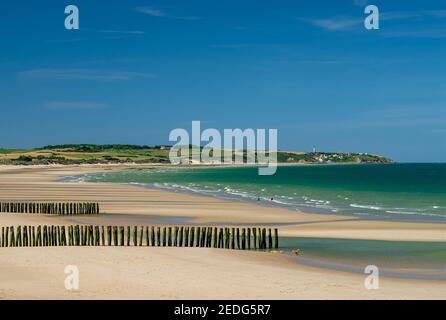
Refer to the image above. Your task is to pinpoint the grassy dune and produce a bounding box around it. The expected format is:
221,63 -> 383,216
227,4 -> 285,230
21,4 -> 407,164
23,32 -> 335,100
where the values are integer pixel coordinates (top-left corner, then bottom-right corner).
0,144 -> 393,165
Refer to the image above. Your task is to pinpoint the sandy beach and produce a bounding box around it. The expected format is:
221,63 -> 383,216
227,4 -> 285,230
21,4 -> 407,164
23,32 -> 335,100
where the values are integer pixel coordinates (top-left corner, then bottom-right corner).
0,164 -> 445,299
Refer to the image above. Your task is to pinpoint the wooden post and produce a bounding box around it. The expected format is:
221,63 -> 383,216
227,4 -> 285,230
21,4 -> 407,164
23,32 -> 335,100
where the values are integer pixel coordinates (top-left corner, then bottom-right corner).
189,227 -> 195,247
101,226 -> 105,246
107,226 -> 111,246
113,226 -> 118,246
145,226 -> 150,246
127,226 -> 131,246
162,227 -> 167,246
195,227 -> 201,247
268,228 -> 273,249
139,226 -> 143,246
235,228 -> 240,250
178,227 -> 183,247
224,228 -> 229,249
274,228 -> 279,249
120,226 -> 125,246
168,227 -> 172,247
16,226 -> 22,247
23,226 -> 28,247
5,227 -> 9,247
157,227 -> 161,246
151,226 -> 155,246
241,228 -> 246,250
200,227 -> 206,247
174,226 -> 179,247
184,227 -> 189,247
247,228 -> 251,250
212,227 -> 218,248
133,226 -> 138,246
10,226 -> 16,247
218,228 -> 223,248
257,228 -> 262,249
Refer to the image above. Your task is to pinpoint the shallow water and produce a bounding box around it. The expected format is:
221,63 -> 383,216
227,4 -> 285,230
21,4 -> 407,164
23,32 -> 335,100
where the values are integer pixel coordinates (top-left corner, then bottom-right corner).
76,163 -> 446,222
280,237 -> 446,280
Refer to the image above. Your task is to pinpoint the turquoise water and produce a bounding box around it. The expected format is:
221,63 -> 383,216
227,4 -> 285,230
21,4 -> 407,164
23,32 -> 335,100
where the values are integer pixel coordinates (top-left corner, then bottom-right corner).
280,237 -> 446,279
79,163 -> 446,222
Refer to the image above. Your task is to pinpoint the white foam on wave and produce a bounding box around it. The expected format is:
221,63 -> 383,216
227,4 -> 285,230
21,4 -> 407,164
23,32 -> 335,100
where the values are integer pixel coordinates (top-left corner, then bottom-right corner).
350,203 -> 382,211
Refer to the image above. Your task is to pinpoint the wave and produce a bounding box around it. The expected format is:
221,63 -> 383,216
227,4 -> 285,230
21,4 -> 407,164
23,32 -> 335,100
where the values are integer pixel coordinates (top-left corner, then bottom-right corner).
350,204 -> 383,211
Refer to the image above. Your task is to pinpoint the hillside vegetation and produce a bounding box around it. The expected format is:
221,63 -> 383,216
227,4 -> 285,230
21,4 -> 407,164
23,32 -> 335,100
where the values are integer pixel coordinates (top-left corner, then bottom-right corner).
0,144 -> 393,165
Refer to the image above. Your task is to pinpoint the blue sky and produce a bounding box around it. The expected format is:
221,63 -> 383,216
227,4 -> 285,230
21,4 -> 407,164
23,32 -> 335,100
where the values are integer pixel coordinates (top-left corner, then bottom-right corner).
0,0 -> 444,162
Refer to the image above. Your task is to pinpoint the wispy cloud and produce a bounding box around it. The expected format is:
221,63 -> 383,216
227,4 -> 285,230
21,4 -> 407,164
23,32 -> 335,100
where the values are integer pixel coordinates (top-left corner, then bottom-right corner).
135,6 -> 165,17
18,69 -> 156,81
135,6 -> 202,20
298,10 -> 446,32
98,30 -> 145,35
44,101 -> 107,110
298,17 -> 361,31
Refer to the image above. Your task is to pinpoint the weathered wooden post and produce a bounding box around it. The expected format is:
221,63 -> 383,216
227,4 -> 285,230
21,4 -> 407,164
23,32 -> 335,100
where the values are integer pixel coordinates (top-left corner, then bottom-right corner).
138,226 -> 143,246
157,227 -> 161,246
5,227 -> 9,247
184,227 -> 189,247
43,226 -> 48,246
101,226 -> 105,246
257,228 -> 262,249
268,228 -> 273,249
126,226 -> 131,246
218,228 -> 223,248
189,227 -> 195,247
174,226 -> 179,247
212,227 -> 218,248
230,228 -> 235,249
151,226 -> 155,246
168,227 -> 172,247
200,227 -> 206,247
195,227 -> 201,247
16,226 -> 22,247
274,228 -> 279,249
241,228 -> 246,250
120,226 -> 125,246
162,227 -> 167,246
95,226 -> 100,246
145,226 -> 150,246
106,226 -> 111,246
23,226 -> 29,247
133,226 -> 138,246
247,228 -> 251,249
113,226 -> 118,246
31,226 -> 36,247
178,226 -> 183,247
235,228 -> 240,250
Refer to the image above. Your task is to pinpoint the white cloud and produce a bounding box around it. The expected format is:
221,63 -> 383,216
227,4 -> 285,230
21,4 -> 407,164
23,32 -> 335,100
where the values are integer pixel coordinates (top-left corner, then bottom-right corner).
135,6 -> 202,20
299,9 -> 446,32
135,6 -> 166,17
298,17 -> 362,31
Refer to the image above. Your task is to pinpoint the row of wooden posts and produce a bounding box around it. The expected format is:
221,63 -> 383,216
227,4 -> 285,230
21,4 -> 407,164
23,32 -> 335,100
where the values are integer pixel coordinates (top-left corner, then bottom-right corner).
0,202 -> 100,215
0,225 -> 279,250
